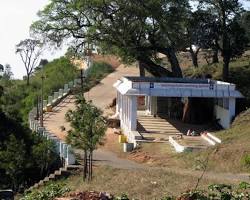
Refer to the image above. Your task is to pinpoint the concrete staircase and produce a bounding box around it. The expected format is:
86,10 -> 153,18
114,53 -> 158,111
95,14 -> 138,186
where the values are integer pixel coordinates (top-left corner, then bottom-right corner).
137,114 -> 212,151
137,114 -> 181,142
27,165 -> 81,191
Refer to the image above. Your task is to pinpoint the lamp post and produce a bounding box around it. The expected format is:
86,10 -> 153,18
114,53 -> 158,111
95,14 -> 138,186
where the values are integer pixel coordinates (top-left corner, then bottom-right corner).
36,95 -> 39,120
40,72 -> 45,127
80,67 -> 84,91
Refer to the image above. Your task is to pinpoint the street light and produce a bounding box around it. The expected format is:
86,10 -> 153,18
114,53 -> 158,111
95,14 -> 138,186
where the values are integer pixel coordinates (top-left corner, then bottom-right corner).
76,47 -> 92,91
40,66 -> 45,127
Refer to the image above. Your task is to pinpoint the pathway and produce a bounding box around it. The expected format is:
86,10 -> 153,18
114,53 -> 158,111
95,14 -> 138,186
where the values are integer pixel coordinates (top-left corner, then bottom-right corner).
43,64 -> 138,140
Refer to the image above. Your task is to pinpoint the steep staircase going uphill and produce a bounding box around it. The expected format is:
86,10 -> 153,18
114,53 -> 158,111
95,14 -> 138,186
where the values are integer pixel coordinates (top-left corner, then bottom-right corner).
27,165 -> 83,191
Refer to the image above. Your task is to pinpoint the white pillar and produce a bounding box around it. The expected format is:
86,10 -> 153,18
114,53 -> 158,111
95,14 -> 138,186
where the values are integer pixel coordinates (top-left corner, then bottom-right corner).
126,96 -> 129,130
229,98 -> 236,123
128,96 -> 137,131
119,94 -> 122,120
116,92 -> 121,115
66,145 -> 76,165
121,95 -> 125,129
149,96 -> 157,116
145,96 -> 150,115
124,96 -> 127,130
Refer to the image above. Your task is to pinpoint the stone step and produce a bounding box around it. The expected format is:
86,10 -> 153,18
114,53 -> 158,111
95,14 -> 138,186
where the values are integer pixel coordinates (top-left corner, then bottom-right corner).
138,128 -> 179,132
43,177 -> 50,182
54,170 -> 61,176
38,180 -> 44,186
66,165 -> 83,170
138,119 -> 170,123
49,174 -> 55,179
136,139 -> 169,143
138,122 -> 177,126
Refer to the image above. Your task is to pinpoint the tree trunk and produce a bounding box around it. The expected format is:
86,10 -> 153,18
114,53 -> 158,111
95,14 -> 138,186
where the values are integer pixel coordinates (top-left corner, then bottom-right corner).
221,9 -> 230,82
26,74 -> 30,86
163,48 -> 183,78
90,151 -> 93,180
88,153 -> 91,181
223,54 -> 230,81
138,58 -> 172,77
80,69 -> 84,90
212,48 -> 219,63
83,150 -> 88,181
138,61 -> 145,77
190,49 -> 199,68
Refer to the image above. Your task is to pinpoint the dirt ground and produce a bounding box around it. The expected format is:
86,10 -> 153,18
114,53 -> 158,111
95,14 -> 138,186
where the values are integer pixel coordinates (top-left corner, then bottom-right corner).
101,127 -> 185,167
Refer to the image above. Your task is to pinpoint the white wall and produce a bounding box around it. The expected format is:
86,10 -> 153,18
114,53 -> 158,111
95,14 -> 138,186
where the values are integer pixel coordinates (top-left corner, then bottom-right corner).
214,105 -> 231,129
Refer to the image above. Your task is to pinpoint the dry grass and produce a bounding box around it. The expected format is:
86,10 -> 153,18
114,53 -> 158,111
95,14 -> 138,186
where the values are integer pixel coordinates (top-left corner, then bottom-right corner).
59,166 -> 221,200
103,108 -> 250,174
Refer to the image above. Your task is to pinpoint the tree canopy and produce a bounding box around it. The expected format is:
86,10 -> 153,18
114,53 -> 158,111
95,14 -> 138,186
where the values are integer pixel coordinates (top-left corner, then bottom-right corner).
31,0 -> 250,80
31,0 -> 193,77
16,39 -> 44,85
197,0 -> 249,80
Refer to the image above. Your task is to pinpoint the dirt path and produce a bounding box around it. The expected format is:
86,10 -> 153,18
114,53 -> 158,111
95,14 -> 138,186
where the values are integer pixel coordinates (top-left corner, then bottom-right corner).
84,64 -> 138,116
43,64 -> 138,139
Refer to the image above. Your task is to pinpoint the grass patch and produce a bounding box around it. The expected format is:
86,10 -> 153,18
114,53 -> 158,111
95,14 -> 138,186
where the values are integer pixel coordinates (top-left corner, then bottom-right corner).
172,107 -> 250,173
82,62 -> 114,92
29,166 -> 223,199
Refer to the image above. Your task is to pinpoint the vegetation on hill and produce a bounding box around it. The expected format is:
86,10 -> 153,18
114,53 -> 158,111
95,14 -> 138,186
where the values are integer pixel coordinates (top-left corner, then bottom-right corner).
0,108 -> 60,191
0,55 -> 113,192
0,56 -> 78,122
0,57 -> 77,192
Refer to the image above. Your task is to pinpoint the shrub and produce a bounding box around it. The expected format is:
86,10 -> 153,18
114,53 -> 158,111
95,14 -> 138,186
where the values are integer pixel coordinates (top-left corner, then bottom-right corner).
21,183 -> 70,200
241,154 -> 250,168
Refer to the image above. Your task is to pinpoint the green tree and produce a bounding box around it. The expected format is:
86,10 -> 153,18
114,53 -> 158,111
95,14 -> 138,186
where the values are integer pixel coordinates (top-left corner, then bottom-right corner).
240,10 -> 250,46
0,134 -> 26,191
65,95 -> 106,181
185,10 -> 219,67
31,137 -> 57,177
1,64 -> 13,80
31,0 -> 192,78
198,0 -> 249,81
16,39 -> 44,85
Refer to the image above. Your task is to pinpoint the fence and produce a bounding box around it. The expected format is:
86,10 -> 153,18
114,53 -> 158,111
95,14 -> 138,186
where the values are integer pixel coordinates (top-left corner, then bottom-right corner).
28,79 -> 81,166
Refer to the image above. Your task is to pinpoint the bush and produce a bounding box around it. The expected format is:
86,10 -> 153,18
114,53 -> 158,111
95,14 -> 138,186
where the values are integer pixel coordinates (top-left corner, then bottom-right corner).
21,183 -> 70,200
241,154 -> 250,168
87,61 -> 114,80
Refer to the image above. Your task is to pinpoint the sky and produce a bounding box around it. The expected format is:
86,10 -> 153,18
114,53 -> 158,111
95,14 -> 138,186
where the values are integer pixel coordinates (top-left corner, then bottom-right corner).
0,1 -> 249,79
0,0 -> 66,79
